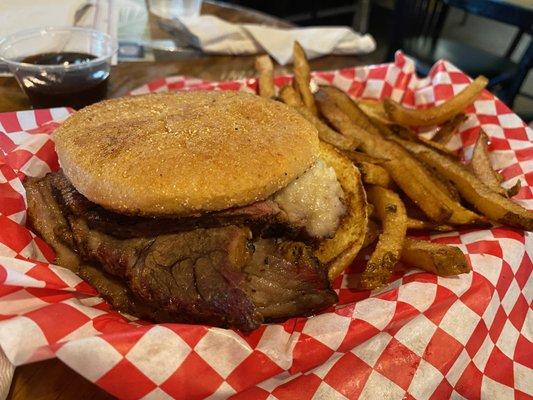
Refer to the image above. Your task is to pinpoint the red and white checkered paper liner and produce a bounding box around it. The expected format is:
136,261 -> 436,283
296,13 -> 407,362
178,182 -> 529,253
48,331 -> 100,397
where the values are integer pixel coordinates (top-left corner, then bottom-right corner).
0,53 -> 532,400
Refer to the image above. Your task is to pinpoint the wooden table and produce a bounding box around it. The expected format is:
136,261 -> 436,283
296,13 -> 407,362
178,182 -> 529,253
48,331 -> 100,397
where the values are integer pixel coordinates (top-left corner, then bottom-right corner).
4,2 -> 377,399
0,1 -> 377,113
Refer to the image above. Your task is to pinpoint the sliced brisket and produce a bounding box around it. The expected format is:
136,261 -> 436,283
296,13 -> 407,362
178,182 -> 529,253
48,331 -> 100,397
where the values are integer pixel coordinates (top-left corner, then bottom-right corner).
50,171 -> 298,239
244,240 -> 337,320
78,263 -> 174,322
70,220 -> 262,330
25,176 -> 81,270
24,173 -> 338,331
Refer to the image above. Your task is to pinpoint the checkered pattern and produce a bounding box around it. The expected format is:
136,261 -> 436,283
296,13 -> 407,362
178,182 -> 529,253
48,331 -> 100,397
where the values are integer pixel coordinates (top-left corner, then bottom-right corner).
0,52 -> 531,399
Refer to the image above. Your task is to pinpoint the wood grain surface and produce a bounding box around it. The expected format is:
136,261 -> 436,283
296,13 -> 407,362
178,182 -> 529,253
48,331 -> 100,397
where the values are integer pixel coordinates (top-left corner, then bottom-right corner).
3,2 -> 374,399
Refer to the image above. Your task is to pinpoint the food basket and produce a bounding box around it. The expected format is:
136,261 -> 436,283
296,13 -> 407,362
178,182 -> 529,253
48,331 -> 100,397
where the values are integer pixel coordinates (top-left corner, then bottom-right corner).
0,52 -> 531,399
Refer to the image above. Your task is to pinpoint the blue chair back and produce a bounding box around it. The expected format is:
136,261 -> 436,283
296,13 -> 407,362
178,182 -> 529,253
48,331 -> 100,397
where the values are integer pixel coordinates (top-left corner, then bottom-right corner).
443,0 -> 532,32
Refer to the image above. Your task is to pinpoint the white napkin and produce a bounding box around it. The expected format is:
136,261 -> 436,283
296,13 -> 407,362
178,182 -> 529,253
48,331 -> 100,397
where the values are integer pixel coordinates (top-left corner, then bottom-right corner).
0,0 -> 83,38
0,0 -> 118,72
0,0 -> 117,39
0,348 -> 13,400
173,15 -> 376,65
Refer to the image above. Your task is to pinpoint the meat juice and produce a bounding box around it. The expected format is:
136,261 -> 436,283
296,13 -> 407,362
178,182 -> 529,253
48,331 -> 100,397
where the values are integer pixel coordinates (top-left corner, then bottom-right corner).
20,52 -> 109,109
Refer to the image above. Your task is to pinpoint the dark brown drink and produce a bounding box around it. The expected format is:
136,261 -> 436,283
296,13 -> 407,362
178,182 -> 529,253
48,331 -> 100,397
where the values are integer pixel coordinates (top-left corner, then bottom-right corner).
20,52 -> 109,109
22,52 -> 97,66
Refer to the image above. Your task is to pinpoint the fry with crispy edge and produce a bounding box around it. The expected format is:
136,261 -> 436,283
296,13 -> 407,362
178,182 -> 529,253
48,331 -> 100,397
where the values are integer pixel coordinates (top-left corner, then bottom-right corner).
419,160 -> 462,201
299,107 -> 359,150
384,76 -> 488,127
361,186 -> 407,289
316,142 -> 369,280
507,180 -> 522,198
321,86 -> 383,137
363,114 -> 464,199
344,150 -> 389,164
356,161 -> 391,187
357,99 -> 392,125
406,218 -> 456,232
292,41 -> 317,115
323,85 -> 464,158
401,238 -> 470,276
432,113 -> 467,144
398,139 -> 533,230
388,124 -> 457,156
254,54 -> 276,99
315,90 -> 483,225
329,89 -> 480,219
316,91 -> 448,221
354,104 -> 434,152
362,219 -> 380,248
279,84 -> 303,106
280,85 -> 358,150
470,130 -> 507,196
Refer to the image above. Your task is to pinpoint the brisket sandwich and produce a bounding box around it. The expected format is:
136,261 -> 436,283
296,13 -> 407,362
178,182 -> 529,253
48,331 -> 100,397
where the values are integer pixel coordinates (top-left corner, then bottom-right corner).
24,91 -> 349,331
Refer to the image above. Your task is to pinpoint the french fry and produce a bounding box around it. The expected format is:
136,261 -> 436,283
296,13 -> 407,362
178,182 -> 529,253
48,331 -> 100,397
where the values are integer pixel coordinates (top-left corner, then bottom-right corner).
399,139 -> 533,230
384,76 -> 488,127
320,85 -> 383,138
316,142 -> 369,280
401,238 -> 470,276
327,245 -> 361,282
422,161 -> 462,202
357,161 -> 391,187
470,130 -> 507,196
344,150 -> 389,164
254,55 -> 276,99
316,92 -> 449,221
299,107 -> 359,150
386,132 -> 462,201
507,180 -> 522,198
279,85 -> 303,107
292,41 -> 317,115
318,88 -> 459,200
366,116 -> 463,202
358,99 -> 392,125
361,186 -> 407,289
432,113 -> 467,144
315,90 -> 381,146
362,219 -> 379,248
316,91 -> 483,225
280,85 -> 359,149
280,85 -> 358,150
387,123 -> 413,141
389,124 -> 457,156
406,218 -> 456,232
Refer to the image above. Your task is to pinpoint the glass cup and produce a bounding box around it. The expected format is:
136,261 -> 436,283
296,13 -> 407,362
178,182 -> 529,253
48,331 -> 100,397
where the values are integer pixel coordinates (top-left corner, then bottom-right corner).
0,27 -> 117,109
148,0 -> 203,19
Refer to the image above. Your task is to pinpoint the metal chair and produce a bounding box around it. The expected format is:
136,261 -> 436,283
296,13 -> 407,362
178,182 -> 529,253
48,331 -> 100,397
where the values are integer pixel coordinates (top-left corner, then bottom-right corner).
387,0 -> 533,108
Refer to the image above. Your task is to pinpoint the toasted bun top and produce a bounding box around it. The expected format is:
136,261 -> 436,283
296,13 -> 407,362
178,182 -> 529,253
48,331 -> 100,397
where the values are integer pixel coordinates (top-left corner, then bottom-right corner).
54,91 -> 319,216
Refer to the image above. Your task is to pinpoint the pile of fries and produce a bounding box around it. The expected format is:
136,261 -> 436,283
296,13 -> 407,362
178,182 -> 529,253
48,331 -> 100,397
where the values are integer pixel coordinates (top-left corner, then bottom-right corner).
254,44 -> 533,290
